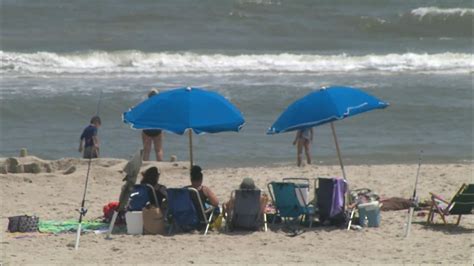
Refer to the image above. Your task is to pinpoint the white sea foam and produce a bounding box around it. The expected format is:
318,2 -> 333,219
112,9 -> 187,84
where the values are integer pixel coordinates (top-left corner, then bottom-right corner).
410,7 -> 474,18
1,50 -> 472,75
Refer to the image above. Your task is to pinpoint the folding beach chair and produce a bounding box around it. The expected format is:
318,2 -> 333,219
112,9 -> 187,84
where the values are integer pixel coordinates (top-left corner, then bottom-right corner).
315,177 -> 348,226
267,178 -> 314,228
225,189 -> 267,232
128,183 -> 163,211
427,183 -> 474,225
166,188 -> 215,235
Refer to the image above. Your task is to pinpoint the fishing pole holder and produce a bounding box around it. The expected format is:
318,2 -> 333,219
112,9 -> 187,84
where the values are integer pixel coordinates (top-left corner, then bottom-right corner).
409,196 -> 420,209
77,207 -> 88,217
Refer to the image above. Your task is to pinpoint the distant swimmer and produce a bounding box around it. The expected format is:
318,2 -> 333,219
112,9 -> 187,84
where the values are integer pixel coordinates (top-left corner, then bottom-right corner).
293,127 -> 313,167
79,116 -> 101,159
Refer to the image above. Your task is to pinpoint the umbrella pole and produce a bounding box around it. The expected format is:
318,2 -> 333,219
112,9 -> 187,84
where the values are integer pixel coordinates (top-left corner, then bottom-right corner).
330,122 -> 347,180
188,129 -> 194,170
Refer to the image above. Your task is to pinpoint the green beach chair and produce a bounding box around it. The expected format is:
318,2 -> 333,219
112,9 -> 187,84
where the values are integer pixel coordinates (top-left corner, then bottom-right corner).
427,183 -> 474,225
267,178 -> 314,228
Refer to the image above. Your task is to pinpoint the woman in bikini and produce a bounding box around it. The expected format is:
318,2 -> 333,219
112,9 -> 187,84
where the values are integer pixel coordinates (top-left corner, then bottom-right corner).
293,127 -> 313,167
142,89 -> 164,161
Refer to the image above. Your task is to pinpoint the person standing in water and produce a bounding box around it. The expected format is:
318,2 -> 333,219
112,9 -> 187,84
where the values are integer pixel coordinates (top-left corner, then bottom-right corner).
79,116 -> 101,159
142,89 -> 164,161
293,127 -> 313,167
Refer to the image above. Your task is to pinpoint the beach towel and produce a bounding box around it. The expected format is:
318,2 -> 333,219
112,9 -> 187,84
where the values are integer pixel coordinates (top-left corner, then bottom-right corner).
39,220 -> 108,234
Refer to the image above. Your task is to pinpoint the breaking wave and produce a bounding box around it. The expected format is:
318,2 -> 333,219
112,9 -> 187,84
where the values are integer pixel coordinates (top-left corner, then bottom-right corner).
1,50 -> 472,75
410,7 -> 473,18
360,7 -> 473,37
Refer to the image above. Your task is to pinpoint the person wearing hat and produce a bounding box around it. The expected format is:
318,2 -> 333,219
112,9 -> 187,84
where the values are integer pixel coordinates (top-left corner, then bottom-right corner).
142,88 -> 164,161
222,177 -> 269,219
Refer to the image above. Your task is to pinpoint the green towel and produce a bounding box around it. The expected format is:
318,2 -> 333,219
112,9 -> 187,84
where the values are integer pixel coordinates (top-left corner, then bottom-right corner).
39,220 -> 108,234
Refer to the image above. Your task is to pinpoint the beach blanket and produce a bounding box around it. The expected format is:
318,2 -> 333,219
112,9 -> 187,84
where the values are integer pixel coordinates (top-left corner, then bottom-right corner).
38,220 -> 108,234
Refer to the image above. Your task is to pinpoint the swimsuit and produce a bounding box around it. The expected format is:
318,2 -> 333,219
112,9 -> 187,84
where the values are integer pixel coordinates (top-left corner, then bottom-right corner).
143,129 -> 162,137
300,128 -> 312,141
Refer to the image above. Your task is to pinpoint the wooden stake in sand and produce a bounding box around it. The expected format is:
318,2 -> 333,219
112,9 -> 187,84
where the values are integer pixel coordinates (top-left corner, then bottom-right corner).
330,122 -> 347,180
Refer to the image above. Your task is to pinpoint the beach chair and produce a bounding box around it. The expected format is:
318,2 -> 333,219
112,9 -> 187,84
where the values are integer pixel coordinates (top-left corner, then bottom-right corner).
427,183 -> 474,225
128,184 -> 156,211
267,178 -> 314,228
315,177 -> 348,226
166,188 -> 215,235
225,189 -> 267,232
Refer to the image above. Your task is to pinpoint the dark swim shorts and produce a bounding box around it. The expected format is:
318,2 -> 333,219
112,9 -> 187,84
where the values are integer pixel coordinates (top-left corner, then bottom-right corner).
143,129 -> 162,137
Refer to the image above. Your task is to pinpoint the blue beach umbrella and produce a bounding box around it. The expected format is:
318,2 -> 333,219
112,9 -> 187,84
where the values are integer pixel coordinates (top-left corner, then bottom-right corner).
267,86 -> 389,179
123,87 -> 245,167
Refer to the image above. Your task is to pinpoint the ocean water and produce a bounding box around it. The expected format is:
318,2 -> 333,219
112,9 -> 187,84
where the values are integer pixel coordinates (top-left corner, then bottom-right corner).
1,0 -> 472,168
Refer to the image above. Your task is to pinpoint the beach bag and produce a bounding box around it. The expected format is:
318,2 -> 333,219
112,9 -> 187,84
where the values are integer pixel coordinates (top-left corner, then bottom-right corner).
128,185 -> 151,211
8,215 -> 39,232
142,205 -> 166,235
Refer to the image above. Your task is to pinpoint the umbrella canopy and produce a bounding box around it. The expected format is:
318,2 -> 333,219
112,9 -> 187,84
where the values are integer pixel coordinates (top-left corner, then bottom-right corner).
267,86 -> 388,134
123,87 -> 245,135
123,87 -> 245,168
267,86 -> 389,180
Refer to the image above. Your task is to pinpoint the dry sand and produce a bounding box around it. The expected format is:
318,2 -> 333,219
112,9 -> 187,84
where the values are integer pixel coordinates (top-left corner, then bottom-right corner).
0,156 -> 472,265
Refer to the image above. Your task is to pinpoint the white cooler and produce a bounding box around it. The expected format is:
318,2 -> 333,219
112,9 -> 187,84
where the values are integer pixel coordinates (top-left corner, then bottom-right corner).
125,211 -> 143,235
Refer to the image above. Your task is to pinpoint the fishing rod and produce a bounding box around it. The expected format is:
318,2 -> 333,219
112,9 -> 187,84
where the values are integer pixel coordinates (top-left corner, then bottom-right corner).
75,90 -> 103,250
404,150 -> 423,238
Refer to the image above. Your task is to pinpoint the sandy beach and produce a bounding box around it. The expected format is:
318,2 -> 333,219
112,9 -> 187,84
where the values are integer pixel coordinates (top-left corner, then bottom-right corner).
1,156 -> 472,265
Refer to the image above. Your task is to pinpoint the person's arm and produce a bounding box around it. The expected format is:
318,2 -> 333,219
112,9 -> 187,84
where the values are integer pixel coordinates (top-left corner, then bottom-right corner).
157,184 -> 167,199
293,131 -> 301,145
78,138 -> 84,153
92,135 -> 99,149
203,186 -> 219,207
92,127 -> 99,151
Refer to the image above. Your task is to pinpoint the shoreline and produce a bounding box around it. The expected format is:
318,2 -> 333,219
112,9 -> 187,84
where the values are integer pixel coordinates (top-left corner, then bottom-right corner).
1,155 -> 472,170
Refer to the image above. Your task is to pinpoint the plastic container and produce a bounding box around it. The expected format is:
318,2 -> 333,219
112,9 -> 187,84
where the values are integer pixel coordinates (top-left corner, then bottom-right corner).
125,211 -> 143,235
295,183 -> 310,206
358,201 -> 381,227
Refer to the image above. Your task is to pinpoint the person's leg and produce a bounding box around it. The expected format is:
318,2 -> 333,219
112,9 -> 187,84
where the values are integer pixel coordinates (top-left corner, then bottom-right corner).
153,133 -> 163,161
142,132 -> 152,161
304,139 -> 312,165
296,139 -> 303,167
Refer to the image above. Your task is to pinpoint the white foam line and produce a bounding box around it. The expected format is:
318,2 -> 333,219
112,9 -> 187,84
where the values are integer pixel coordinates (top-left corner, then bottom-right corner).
1,50 -> 472,74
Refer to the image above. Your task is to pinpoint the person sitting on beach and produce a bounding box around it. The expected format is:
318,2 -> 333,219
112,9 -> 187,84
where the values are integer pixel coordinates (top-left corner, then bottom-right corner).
142,89 -> 164,161
222,177 -> 269,218
79,116 -> 101,159
293,127 -> 313,167
188,165 -> 219,210
139,166 -> 167,209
